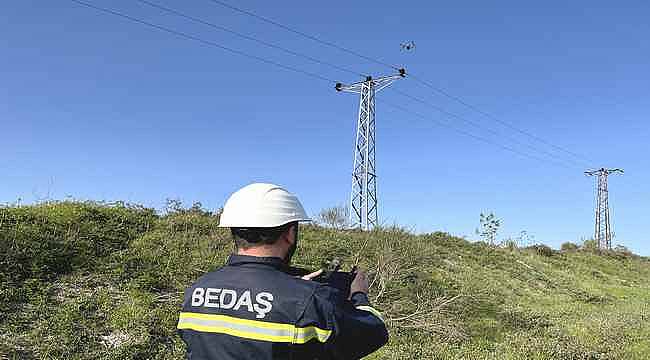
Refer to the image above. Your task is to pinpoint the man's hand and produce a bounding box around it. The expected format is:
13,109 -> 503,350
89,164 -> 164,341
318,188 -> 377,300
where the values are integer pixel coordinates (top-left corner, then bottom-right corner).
350,269 -> 369,296
301,269 -> 323,281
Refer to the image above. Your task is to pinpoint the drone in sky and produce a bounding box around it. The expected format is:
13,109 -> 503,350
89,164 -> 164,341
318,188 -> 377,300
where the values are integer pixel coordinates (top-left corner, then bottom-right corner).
400,41 -> 416,51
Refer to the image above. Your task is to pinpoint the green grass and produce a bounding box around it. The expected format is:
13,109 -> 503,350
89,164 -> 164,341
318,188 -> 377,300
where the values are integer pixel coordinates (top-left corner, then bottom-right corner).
1,201 -> 649,359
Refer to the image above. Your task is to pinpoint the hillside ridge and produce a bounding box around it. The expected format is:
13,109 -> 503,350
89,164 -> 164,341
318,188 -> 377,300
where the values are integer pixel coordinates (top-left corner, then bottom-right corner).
1,201 -> 649,359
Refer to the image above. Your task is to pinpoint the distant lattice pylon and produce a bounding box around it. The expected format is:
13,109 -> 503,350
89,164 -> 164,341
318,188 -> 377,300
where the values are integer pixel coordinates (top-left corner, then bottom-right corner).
585,168 -> 624,250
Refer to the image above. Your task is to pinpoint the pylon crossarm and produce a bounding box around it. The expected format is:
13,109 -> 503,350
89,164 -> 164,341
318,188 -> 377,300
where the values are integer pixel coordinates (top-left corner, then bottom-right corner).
585,168 -> 624,176
374,76 -> 403,92
336,73 -> 404,93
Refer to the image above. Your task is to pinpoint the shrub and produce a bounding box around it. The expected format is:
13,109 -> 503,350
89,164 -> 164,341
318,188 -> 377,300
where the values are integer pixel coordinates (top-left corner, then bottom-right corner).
115,228 -> 229,291
601,245 -> 636,261
560,242 -> 579,252
581,239 -> 599,251
114,206 -> 227,291
317,205 -> 348,230
500,238 -> 518,251
476,212 -> 500,245
0,201 -> 156,285
528,244 -> 555,257
613,245 -> 634,257
158,205 -> 219,235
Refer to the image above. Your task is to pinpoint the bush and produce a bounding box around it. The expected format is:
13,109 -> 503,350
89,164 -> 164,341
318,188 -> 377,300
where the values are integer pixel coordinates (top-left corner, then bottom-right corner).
476,212 -> 500,245
528,244 -> 555,257
317,205 -> 348,230
32,292 -> 108,357
500,238 -> 519,251
581,239 -> 599,251
0,201 -> 156,285
158,204 -> 219,235
613,245 -> 634,257
560,242 -> 579,252
115,228 -> 229,291
114,207 -> 228,291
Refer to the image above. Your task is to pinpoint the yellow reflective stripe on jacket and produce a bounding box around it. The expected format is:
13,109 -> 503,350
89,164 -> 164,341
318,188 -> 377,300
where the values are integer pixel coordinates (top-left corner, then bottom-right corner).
356,305 -> 384,322
294,325 -> 331,343
177,312 -> 331,344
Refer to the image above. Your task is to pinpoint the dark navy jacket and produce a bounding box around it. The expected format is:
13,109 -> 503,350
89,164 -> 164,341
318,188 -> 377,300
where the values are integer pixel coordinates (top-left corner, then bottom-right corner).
177,254 -> 388,359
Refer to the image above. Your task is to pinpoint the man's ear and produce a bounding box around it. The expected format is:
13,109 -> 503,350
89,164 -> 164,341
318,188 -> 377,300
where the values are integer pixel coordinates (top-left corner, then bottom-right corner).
282,224 -> 296,245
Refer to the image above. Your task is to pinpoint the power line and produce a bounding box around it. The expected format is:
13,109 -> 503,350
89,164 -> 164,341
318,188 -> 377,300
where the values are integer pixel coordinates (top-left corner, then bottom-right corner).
408,74 -> 596,166
68,0 -> 335,83
381,99 -> 575,170
116,0 -> 584,214
202,0 -> 594,166
203,0 -> 399,70
70,0 -> 588,171
135,0 -> 364,78
137,0 -> 584,169
390,88 -> 583,168
178,0 -> 585,169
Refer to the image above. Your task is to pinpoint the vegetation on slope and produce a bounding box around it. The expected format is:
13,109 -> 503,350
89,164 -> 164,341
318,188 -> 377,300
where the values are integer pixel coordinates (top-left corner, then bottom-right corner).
1,201 -> 649,359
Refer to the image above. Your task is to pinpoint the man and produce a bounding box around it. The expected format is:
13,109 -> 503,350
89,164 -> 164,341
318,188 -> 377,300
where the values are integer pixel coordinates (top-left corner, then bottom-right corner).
177,183 -> 388,359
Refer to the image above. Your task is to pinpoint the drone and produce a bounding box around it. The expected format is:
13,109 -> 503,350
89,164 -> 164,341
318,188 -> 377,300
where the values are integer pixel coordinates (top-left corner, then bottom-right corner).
400,41 -> 416,51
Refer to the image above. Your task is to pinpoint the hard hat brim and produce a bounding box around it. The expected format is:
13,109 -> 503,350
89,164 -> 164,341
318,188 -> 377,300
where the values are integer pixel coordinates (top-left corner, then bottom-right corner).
217,216 -> 312,228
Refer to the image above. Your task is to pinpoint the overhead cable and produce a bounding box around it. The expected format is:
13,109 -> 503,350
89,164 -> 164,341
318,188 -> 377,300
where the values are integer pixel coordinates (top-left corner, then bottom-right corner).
69,0 -> 336,83
203,0 -> 594,166
381,100 -> 576,170
390,88 -> 584,168
71,0 -> 592,170
135,0 -> 364,78
407,74 -> 595,166
203,0 -> 400,70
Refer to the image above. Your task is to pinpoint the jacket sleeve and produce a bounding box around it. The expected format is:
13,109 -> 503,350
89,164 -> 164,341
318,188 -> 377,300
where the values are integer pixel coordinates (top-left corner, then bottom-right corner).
297,285 -> 389,359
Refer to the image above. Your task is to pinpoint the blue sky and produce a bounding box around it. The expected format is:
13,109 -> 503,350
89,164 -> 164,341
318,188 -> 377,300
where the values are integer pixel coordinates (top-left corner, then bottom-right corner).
1,1 -> 648,254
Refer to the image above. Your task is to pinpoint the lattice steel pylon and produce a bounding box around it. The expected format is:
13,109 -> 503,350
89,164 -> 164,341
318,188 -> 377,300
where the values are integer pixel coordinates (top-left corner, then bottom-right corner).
585,168 -> 624,250
336,70 -> 405,230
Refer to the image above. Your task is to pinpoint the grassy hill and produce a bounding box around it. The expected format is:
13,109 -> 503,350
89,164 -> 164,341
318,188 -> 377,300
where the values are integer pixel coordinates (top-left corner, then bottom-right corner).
1,201 -> 649,359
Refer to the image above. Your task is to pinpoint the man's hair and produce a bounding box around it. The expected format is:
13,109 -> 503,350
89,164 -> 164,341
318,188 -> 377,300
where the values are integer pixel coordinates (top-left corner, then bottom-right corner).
231,222 -> 295,249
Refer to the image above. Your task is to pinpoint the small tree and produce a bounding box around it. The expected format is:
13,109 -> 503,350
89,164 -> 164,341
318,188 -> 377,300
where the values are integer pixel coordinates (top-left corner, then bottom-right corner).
500,238 -> 518,251
561,242 -> 579,252
214,207 -> 223,223
530,244 -> 555,257
476,212 -> 501,245
318,205 -> 348,230
164,198 -> 184,214
581,238 -> 598,251
613,245 -> 633,257
517,230 -> 535,247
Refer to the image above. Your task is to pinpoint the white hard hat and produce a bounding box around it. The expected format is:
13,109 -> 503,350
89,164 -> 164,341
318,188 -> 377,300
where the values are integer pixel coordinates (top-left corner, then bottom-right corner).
218,183 -> 311,228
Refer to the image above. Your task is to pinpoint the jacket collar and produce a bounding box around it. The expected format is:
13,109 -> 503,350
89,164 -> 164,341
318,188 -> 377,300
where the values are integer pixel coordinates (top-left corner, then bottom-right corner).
226,254 -> 288,270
